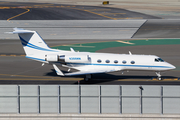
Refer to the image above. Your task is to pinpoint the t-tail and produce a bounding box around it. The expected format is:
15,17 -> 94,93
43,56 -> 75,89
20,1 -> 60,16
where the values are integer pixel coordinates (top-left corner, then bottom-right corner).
7,28 -> 63,63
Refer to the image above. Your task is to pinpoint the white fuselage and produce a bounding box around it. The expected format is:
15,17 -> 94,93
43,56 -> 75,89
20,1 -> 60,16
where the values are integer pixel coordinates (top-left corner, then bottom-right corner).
50,51 -> 175,73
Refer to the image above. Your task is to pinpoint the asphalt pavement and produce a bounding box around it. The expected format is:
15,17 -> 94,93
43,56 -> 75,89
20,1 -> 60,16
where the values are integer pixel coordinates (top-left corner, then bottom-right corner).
0,2 -> 160,20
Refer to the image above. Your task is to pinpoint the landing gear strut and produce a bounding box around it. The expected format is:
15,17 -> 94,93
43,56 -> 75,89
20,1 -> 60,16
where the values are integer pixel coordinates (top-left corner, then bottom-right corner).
156,72 -> 162,80
84,74 -> 92,81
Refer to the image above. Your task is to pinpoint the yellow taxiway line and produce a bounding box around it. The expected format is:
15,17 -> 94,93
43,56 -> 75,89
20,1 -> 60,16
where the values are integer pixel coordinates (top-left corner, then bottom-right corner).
7,8 -> 30,21
0,78 -> 83,81
0,55 -> 25,57
102,13 -> 126,15
0,73 -> 178,82
117,78 -> 179,82
0,74 -> 83,81
71,8 -> 117,20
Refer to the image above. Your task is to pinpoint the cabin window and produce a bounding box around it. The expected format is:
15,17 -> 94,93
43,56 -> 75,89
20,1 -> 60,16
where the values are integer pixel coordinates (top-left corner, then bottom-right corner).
122,60 -> 126,64
106,60 -> 110,63
131,61 -> 135,64
97,59 -> 102,63
114,60 -> 118,64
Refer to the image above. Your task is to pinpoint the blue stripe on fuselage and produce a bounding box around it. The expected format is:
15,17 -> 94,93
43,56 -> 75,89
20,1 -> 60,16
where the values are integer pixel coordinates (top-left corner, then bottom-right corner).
26,56 -> 45,62
66,63 -> 172,69
19,36 -> 58,52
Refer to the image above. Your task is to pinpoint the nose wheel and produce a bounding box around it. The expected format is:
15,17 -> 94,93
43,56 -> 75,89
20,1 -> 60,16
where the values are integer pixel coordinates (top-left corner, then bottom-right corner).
156,72 -> 162,80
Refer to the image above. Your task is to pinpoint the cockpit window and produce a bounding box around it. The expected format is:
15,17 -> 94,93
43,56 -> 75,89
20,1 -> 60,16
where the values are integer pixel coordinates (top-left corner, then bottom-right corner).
155,58 -> 159,62
155,58 -> 164,62
158,58 -> 164,62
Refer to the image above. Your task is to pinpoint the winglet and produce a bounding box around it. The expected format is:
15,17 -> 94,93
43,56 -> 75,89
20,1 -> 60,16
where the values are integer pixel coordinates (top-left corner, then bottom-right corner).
53,64 -> 64,76
70,48 -> 75,52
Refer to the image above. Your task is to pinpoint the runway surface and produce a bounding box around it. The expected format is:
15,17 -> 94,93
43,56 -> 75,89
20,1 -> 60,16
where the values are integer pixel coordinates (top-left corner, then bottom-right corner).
0,2 -> 180,85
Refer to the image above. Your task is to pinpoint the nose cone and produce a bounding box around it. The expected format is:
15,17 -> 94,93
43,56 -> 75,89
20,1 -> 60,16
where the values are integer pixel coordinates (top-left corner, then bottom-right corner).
172,65 -> 176,69
168,63 -> 176,70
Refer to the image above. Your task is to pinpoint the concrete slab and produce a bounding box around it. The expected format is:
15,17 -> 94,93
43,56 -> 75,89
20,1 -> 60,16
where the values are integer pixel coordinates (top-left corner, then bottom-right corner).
1,20 -> 146,39
0,114 -> 180,120
0,20 -> 146,27
133,19 -> 180,38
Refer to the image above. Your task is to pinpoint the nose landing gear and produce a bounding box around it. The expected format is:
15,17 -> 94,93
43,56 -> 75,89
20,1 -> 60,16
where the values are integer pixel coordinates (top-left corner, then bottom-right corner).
156,72 -> 162,80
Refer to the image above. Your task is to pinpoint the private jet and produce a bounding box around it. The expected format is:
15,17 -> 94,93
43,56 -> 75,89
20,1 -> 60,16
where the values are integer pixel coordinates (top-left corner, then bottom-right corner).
7,28 -> 176,81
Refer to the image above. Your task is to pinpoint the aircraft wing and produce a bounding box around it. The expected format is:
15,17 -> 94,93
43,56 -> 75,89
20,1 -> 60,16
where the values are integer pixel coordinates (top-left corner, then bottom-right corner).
53,64 -> 64,76
53,64 -> 121,76
64,70 -> 107,76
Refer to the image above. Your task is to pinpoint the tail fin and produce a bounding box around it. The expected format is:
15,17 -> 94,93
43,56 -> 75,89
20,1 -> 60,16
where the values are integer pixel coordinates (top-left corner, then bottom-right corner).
7,28 -> 57,56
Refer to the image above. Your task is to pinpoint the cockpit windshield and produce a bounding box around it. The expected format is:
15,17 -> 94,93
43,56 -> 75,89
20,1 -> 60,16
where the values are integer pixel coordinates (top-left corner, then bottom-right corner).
155,58 -> 164,62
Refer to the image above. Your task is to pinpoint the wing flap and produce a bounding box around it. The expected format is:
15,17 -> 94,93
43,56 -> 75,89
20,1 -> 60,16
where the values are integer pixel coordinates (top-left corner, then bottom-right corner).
64,67 -> 121,76
53,64 -> 122,76
64,71 -> 105,76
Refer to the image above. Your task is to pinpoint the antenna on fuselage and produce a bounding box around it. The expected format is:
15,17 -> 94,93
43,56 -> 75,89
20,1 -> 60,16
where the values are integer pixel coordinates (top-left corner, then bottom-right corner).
129,51 -> 132,55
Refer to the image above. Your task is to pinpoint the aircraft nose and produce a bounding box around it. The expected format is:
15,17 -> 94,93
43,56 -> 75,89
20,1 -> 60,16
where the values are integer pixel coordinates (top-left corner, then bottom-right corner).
169,63 -> 176,70
172,65 -> 176,69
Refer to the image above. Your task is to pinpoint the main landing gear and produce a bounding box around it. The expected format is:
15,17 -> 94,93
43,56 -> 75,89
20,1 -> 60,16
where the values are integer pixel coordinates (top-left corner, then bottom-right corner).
156,72 -> 162,80
84,74 -> 92,81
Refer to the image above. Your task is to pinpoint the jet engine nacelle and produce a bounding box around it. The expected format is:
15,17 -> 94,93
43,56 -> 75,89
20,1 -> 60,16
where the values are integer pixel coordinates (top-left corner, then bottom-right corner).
45,54 -> 91,63
59,55 -> 90,63
45,54 -> 58,62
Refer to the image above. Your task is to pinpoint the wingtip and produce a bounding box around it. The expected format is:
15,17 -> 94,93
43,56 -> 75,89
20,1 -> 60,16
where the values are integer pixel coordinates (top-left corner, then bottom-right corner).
53,64 -> 64,76
70,48 -> 75,52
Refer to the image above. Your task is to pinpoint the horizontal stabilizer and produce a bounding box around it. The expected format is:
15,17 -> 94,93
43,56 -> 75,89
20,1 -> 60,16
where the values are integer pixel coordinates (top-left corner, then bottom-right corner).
6,28 -> 34,34
53,64 -> 64,76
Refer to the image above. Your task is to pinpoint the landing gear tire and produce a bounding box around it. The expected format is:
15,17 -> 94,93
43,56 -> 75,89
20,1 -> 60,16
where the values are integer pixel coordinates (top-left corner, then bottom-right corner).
158,77 -> 162,81
84,74 -> 92,81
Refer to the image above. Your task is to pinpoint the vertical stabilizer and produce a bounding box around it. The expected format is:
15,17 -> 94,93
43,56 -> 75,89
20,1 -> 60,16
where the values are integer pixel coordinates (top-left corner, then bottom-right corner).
8,28 -> 58,56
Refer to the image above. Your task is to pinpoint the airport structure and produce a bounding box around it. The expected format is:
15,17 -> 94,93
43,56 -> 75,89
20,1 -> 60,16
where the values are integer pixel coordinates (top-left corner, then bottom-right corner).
0,85 -> 179,114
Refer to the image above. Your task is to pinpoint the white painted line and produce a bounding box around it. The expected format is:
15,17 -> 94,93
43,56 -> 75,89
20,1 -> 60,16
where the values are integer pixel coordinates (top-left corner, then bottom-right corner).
117,40 -> 134,44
